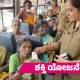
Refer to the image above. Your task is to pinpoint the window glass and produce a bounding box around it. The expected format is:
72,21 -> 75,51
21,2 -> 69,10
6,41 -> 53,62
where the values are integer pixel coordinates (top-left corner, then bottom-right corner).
20,0 -> 45,14
3,9 -> 13,32
0,9 -> 13,32
0,0 -> 13,7
0,0 -> 13,32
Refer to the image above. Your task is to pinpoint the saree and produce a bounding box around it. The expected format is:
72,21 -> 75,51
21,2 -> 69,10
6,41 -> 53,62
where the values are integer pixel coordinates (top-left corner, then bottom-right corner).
0,46 -> 10,80
32,34 -> 55,62
0,72 -> 8,80
24,13 -> 35,32
24,13 -> 35,25
32,34 -> 55,80
19,11 -> 35,32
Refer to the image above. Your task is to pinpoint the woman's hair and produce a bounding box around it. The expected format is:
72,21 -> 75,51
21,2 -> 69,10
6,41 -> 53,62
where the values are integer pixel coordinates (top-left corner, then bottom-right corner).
18,38 -> 32,48
12,18 -> 20,23
12,18 -> 20,26
36,20 -> 48,29
67,0 -> 80,11
38,14 -> 44,21
47,1 -> 51,5
48,17 -> 57,22
23,0 -> 32,7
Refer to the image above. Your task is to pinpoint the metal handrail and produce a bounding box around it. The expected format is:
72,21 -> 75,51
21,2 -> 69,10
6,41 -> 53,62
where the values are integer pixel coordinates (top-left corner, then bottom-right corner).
0,6 -> 14,10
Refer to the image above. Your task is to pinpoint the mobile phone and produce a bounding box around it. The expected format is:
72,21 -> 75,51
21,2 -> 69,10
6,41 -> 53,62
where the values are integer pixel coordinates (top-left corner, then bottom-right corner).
60,53 -> 69,59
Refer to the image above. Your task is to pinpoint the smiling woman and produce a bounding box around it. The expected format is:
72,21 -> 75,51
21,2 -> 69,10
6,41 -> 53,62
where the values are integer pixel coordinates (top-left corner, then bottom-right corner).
32,20 -> 55,80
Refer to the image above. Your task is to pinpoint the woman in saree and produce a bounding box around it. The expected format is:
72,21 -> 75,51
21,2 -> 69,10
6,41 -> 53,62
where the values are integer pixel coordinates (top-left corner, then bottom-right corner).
51,0 -> 60,17
11,19 -> 26,47
16,0 -> 35,32
32,20 -> 55,80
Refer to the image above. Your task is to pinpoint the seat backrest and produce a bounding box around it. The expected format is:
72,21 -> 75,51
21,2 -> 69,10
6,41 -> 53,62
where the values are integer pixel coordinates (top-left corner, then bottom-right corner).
32,24 -> 50,34
0,32 -> 17,53
32,24 -> 37,34
25,36 -> 43,50
20,22 -> 31,35
25,36 -> 43,60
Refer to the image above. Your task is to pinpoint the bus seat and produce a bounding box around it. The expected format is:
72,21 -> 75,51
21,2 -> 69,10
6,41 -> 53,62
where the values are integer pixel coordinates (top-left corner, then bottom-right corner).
25,36 -> 43,50
20,22 -> 31,35
0,32 -> 17,53
32,24 -> 37,34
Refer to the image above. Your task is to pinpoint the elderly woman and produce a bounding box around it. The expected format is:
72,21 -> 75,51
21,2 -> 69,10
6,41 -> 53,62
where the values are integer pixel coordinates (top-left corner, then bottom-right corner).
48,17 -> 58,38
16,0 -> 35,32
9,38 -> 41,80
32,20 -> 55,80
34,0 -> 80,80
46,6 -> 54,20
51,0 -> 59,17
32,20 -> 55,62
11,19 -> 27,47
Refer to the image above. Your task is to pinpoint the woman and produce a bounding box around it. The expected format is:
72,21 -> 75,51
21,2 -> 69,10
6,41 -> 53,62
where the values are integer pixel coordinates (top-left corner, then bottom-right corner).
16,0 -> 35,32
51,0 -> 59,17
48,17 -> 58,38
32,20 -> 55,62
46,6 -> 53,20
45,1 -> 51,9
37,14 -> 44,21
34,0 -> 80,80
9,38 -> 41,80
41,12 -> 47,20
32,20 -> 55,80
11,19 -> 27,47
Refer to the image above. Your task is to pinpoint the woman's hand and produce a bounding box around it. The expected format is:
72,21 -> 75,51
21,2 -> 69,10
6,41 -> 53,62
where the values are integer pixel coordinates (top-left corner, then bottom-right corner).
33,47 -> 46,54
54,55 -> 69,62
30,59 -> 38,62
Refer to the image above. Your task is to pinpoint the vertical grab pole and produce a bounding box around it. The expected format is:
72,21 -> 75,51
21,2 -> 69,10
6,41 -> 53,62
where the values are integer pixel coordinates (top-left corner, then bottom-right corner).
1,10 -> 4,27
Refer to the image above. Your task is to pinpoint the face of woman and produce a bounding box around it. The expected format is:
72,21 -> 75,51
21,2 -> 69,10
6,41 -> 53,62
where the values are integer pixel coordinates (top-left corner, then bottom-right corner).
49,20 -> 57,28
66,0 -> 80,21
19,41 -> 32,57
48,10 -> 53,17
38,24 -> 47,35
12,21 -> 20,33
52,0 -> 57,7
24,2 -> 31,10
